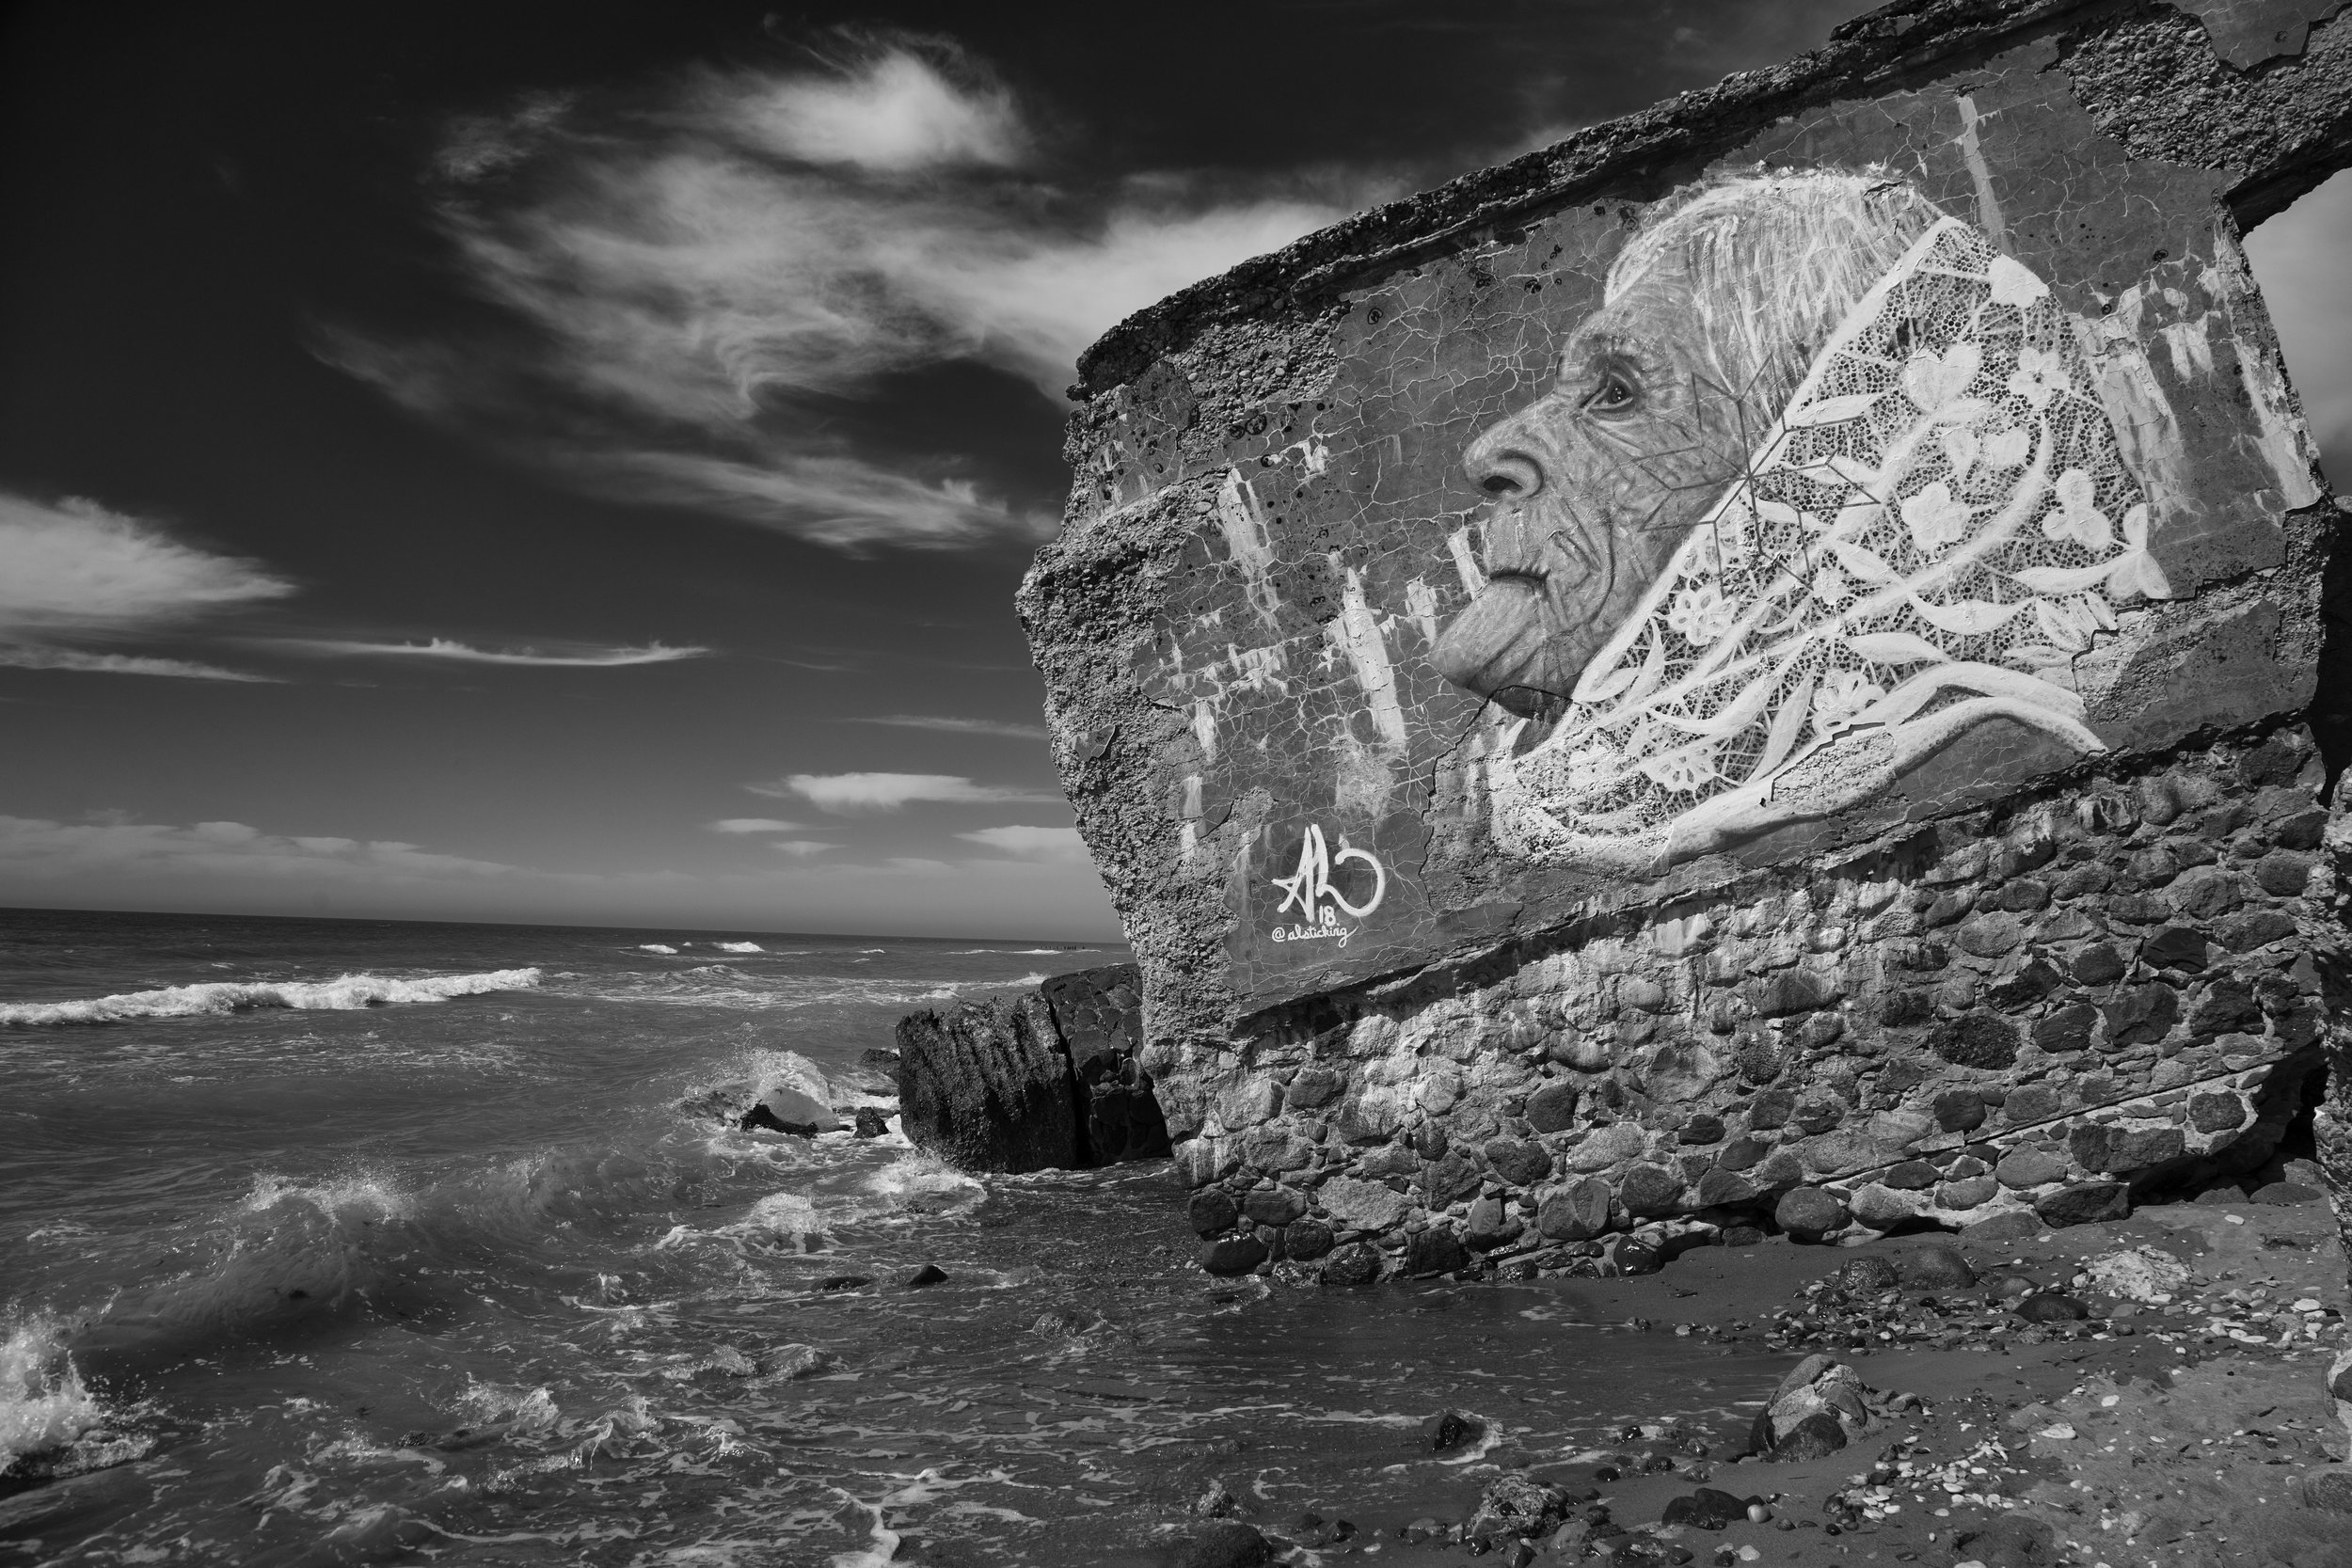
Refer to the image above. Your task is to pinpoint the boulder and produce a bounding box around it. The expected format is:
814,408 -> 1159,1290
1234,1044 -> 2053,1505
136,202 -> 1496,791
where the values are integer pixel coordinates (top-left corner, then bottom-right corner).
1774,1186 -> 1849,1242
895,992 -> 1081,1173
2035,1180 -> 2130,1228
1537,1177 -> 1613,1240
1041,965 -> 1170,1164
1318,1242 -> 1382,1287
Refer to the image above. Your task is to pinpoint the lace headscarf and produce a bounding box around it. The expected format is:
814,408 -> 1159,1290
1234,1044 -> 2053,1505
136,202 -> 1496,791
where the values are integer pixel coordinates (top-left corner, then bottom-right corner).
1487,214 -> 2171,871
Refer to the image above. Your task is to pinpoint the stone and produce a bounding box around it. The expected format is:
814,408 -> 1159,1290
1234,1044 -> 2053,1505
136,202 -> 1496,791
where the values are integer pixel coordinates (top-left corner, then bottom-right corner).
1881,1160 -> 1939,1190
1955,913 -> 2024,958
1283,1218 -> 1336,1259
1899,1244 -> 1977,1287
852,1106 -> 890,1138
1618,1164 -> 1685,1216
895,992 -> 1080,1173
2035,1180 -> 2131,1227
1422,1151 -> 1483,1205
741,1099 -> 827,1137
1834,1256 -> 1899,1291
1243,1186 -> 1308,1227
1995,1148 -> 2069,1189
1850,1182 -> 1917,1230
1404,1228 -> 1470,1277
1937,1175 -> 1998,1209
2188,981 -> 2263,1037
1768,1411 -> 1847,1461
1171,1522 -> 1273,1568
1043,964 -> 1169,1164
1931,1089 -> 1987,1132
2304,1467 -> 2352,1514
1200,1235 -> 1268,1275
1746,1088 -> 1796,1131
1524,1080 -> 1581,1132
1188,1189 -> 1239,1235
2255,850 -> 2314,895
2102,985 -> 2179,1047
1773,1187 -> 1849,1242
1965,1211 -> 2043,1243
1931,1013 -> 2019,1069
2001,1083 -> 2061,1124
1484,1136 -> 1553,1186
1988,958 -> 2064,1006
2169,865 -> 2242,918
1695,1167 -> 1758,1207
1537,1177 -> 1613,1240
2014,1292 -> 2089,1323
2069,1121 -> 2184,1173
1425,1409 -> 1485,1452
1677,1114 -> 1725,1146
2219,909 -> 2298,950
1284,1065 -> 1343,1108
1464,1196 -> 1519,1250
2187,1091 -> 2246,1132
2070,943 -> 2128,986
2030,1003 -> 2098,1055
2141,927 -> 2209,972
1750,968 -> 1840,1017
1318,1243 -> 1382,1288
1317,1176 -> 1410,1232
1715,1134 -> 1770,1169
1468,1473 -> 1570,1543
1659,1488 -> 1751,1530
901,1263 -> 949,1288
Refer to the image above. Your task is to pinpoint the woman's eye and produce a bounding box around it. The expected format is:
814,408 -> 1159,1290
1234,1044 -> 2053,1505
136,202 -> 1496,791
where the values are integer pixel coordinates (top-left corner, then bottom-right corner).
1584,372 -> 1635,412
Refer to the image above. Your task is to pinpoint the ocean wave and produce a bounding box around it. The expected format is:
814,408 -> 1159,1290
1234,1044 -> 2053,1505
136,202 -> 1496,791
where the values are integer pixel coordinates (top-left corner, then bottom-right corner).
714,942 -> 765,954
0,968 -> 543,1027
0,1316 -> 104,1468
638,943 -> 678,955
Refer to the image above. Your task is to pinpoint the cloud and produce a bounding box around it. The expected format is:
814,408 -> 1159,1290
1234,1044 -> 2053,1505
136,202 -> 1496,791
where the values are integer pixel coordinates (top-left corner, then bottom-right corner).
270,636 -> 708,667
768,839 -> 835,858
956,824 -> 1089,861
0,646 -> 276,682
0,815 -> 519,885
0,490 -> 292,679
850,714 -> 1048,740
759,770 -> 1059,813
320,37 -> 1392,550
707,817 -> 804,833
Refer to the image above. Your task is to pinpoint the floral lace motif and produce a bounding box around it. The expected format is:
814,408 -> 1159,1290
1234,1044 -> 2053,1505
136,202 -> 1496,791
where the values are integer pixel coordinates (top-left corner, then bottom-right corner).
1488,217 -> 2171,868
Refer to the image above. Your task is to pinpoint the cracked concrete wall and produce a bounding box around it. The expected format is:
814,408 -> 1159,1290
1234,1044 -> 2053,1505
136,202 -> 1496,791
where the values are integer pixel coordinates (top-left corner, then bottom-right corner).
1018,0 -> 2352,1279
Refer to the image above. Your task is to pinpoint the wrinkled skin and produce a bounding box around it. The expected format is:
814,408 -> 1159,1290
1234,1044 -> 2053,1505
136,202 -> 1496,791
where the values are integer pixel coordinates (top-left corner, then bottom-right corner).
1430,258 -> 1772,719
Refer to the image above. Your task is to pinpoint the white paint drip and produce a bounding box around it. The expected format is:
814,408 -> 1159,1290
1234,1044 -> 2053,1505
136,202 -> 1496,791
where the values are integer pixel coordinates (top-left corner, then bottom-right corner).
1403,577 -> 1439,645
1446,527 -> 1486,594
1953,95 -> 2008,250
1327,562 -> 1408,752
1216,469 -> 1284,629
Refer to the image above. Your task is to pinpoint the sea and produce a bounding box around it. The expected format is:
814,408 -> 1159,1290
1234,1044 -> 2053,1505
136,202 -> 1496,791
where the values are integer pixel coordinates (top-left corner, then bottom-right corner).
0,909 -> 1787,1567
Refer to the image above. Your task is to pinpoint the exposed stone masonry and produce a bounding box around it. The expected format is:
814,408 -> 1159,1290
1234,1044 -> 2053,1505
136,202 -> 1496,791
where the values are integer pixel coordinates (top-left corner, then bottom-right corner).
1176,726 -> 2347,1277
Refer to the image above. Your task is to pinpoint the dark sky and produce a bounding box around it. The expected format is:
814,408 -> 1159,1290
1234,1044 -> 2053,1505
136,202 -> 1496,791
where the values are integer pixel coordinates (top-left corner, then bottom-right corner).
1,0 -> 2344,936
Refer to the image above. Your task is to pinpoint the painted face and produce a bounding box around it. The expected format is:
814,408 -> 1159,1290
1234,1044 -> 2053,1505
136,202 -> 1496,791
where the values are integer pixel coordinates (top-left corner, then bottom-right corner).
1429,253 -> 1767,722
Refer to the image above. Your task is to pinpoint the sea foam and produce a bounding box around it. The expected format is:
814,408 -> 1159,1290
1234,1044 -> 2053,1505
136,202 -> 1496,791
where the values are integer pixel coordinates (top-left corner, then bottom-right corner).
0,968 -> 543,1026
0,1317 -> 103,1467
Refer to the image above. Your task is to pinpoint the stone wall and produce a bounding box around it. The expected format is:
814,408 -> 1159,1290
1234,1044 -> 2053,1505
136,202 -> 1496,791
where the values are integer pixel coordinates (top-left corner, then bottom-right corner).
1019,0 -> 2352,1279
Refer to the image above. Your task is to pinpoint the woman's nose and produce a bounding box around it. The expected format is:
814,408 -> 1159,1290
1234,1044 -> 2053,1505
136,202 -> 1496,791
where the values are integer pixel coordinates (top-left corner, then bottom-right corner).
1464,406 -> 1549,501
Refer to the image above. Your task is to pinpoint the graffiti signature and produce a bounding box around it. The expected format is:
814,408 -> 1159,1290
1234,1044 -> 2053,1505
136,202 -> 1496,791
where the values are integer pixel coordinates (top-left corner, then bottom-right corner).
1269,825 -> 1385,945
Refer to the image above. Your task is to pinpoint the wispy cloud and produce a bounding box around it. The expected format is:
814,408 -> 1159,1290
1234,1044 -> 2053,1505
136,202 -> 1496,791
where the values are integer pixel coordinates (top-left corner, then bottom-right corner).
320,34 -> 1392,551
850,714 -> 1048,740
0,491 -> 291,679
270,636 -> 708,667
0,815 -> 518,884
957,824 -> 1088,861
707,817 -> 804,833
768,839 -> 835,858
0,646 -> 277,682
756,770 -> 1059,813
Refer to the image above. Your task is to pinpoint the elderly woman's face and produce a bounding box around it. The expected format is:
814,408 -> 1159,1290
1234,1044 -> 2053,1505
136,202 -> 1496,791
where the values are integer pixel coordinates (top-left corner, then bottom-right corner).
1429,257 -> 1761,721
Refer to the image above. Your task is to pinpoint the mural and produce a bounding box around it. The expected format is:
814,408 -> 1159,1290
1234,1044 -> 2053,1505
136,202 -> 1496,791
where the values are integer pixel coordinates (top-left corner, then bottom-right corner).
1432,171 -> 2174,871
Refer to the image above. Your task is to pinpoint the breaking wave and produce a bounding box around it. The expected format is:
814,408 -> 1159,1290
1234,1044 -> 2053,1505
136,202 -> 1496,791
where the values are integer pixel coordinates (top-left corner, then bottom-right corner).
0,969 -> 543,1027
714,942 -> 765,954
0,1316 -> 104,1468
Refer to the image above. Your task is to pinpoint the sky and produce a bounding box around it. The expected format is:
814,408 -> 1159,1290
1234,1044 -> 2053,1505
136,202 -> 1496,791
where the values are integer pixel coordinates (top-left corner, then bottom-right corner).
1,0 -> 2346,939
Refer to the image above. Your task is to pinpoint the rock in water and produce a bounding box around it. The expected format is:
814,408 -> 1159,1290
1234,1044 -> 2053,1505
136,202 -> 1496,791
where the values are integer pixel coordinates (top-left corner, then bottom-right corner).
1424,1409 -> 1485,1453
895,992 -> 1081,1173
1170,1521 -> 1272,1568
1660,1489 -> 1752,1530
851,1106 -> 890,1138
899,1263 -> 948,1289
1041,965 -> 1169,1164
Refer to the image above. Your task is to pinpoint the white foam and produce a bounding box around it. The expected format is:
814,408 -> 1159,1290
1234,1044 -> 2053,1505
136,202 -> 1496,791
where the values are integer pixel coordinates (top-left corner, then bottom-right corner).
0,968 -> 542,1026
714,942 -> 765,954
0,1317 -> 103,1466
864,1150 -> 984,1215
638,943 -> 678,955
